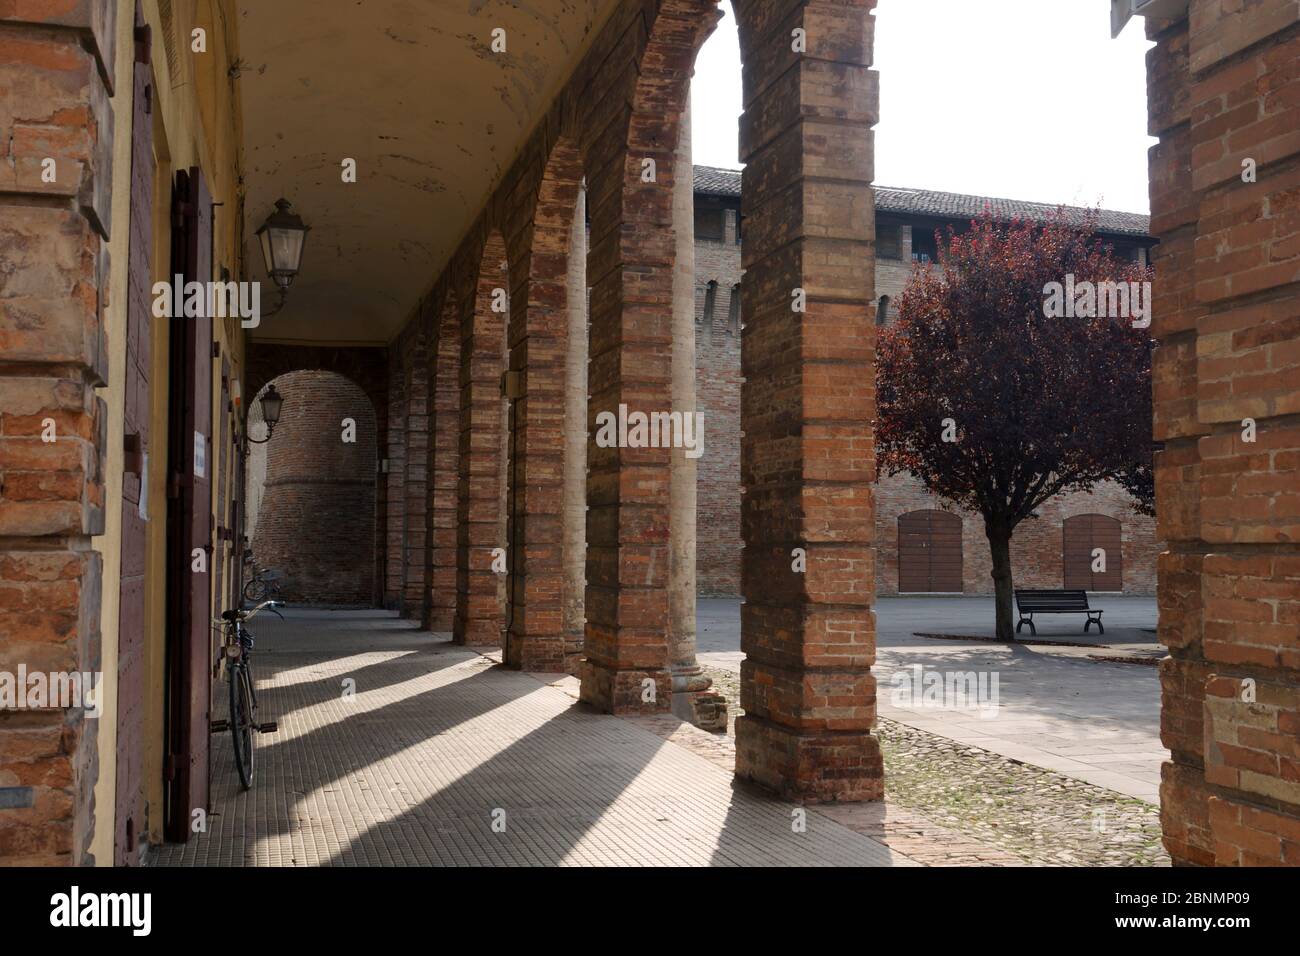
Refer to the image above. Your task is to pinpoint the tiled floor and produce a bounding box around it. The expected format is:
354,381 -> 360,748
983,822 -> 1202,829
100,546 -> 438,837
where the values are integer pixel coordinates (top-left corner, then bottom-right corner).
152,609 -> 916,867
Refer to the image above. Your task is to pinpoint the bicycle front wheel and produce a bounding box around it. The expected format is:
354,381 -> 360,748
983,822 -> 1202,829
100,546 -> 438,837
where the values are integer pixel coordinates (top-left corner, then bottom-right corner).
229,665 -> 255,790
243,578 -> 267,603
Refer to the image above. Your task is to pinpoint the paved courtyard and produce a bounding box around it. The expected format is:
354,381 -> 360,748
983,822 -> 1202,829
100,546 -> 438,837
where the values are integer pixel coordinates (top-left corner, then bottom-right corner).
153,610 -> 917,867
699,596 -> 1165,802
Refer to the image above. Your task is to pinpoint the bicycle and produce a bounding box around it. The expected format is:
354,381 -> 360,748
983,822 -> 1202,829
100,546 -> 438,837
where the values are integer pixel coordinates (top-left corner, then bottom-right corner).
241,561 -> 284,605
212,599 -> 284,789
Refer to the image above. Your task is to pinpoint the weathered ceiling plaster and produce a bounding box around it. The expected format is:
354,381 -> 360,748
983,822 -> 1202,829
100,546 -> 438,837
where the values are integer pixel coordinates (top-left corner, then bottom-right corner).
237,0 -> 621,345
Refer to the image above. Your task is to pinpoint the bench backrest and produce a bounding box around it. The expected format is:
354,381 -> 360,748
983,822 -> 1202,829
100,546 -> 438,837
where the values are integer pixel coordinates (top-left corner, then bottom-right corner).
1015,588 -> 1090,611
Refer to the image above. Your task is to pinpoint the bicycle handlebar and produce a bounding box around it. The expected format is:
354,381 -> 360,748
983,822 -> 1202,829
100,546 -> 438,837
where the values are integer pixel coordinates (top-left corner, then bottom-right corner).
213,599 -> 286,628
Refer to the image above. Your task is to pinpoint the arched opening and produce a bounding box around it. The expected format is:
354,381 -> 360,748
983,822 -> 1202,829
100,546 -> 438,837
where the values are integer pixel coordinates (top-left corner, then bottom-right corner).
1063,513 -> 1124,592
246,370 -> 379,606
877,295 -> 890,327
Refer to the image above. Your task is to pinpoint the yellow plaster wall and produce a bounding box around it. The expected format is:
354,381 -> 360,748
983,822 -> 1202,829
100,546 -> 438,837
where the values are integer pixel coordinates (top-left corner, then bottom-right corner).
91,0 -> 246,863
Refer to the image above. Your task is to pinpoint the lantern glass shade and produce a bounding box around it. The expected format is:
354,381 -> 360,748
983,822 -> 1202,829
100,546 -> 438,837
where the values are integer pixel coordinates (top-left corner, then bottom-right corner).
259,385 -> 284,428
255,199 -> 308,292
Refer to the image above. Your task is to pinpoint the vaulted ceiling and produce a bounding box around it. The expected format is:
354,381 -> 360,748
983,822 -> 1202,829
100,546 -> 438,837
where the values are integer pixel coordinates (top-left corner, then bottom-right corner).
236,0 -> 621,345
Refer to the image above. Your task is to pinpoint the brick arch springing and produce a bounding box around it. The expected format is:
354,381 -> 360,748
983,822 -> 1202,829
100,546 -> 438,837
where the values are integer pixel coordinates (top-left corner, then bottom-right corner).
504,137 -> 586,671
455,231 -> 511,646
249,370 -> 379,606
425,288 -> 461,631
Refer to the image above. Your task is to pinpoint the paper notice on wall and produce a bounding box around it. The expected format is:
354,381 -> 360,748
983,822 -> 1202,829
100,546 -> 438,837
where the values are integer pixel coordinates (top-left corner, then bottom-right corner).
138,451 -> 149,520
194,430 -> 206,479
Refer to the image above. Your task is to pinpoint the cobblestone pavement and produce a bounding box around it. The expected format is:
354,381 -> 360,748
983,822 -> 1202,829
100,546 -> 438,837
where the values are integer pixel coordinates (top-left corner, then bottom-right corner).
151,611 -> 914,867
699,596 -> 1167,802
702,667 -> 1168,867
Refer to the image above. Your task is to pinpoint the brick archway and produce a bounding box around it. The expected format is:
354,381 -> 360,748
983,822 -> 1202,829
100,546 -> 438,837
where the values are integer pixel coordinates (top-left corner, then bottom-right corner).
577,0 -> 720,715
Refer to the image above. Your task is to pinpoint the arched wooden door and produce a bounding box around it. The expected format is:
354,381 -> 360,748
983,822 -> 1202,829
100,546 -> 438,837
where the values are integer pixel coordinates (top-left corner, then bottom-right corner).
1063,514 -> 1123,591
898,510 -> 963,592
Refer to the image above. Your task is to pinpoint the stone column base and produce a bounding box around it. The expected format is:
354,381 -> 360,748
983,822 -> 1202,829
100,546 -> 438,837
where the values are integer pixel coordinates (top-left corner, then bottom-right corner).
735,716 -> 883,803
579,661 -> 671,715
671,688 -> 728,732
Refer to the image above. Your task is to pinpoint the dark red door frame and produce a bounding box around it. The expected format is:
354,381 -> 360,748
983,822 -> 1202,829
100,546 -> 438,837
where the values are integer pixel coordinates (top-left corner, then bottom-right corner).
163,166 -> 214,843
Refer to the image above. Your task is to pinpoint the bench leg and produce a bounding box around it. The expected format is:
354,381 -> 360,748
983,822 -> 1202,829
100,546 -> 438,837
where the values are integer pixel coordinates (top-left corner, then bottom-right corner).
1017,616 -> 1035,636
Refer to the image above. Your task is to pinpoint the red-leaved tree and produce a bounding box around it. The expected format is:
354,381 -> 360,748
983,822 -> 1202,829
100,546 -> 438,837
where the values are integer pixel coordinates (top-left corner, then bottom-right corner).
877,214 -> 1154,640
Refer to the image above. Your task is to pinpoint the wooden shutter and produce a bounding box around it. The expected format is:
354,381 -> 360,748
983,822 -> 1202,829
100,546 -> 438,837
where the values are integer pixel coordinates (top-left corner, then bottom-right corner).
1062,514 -> 1123,591
164,166 -> 214,841
898,510 -> 963,592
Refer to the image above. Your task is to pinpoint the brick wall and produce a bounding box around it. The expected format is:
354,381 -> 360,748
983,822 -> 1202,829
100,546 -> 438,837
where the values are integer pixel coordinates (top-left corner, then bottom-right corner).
1149,1 -> 1300,867
250,370 -> 378,606
695,207 -> 743,594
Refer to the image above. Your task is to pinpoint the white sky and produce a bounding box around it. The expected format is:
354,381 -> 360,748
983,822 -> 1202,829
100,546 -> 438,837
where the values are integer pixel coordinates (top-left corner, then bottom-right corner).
691,0 -> 1157,214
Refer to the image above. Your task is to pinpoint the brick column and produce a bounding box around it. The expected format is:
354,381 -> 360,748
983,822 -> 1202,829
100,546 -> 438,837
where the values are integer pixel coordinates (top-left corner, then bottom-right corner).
505,143 -> 583,672
577,1 -> 714,714
384,349 -> 407,609
733,0 -> 882,801
426,299 -> 460,631
669,100 -> 726,730
0,2 -> 116,864
402,325 -> 429,617
562,187 -> 588,671
1150,2 -> 1300,865
455,236 -> 509,646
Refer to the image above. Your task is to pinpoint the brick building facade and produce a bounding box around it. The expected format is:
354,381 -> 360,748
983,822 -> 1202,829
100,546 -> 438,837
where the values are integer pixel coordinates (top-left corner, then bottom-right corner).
691,165 -> 1162,596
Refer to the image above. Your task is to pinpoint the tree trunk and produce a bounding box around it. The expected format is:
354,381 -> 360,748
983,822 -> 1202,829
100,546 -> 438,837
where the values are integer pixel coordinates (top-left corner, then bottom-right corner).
986,523 -> 1016,641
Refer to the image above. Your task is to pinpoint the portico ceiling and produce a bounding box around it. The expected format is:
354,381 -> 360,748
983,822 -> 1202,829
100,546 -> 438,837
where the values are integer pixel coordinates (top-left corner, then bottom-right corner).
236,0 -> 621,345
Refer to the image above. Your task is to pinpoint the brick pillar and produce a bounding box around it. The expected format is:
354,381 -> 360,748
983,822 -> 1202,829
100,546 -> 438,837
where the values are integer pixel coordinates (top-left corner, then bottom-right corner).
1149,2 -> 1300,866
384,348 -> 407,609
578,1 -> 715,714
455,235 -> 509,646
403,326 -> 429,617
733,0 -> 882,801
562,187 -> 588,671
426,299 -> 460,632
506,143 -> 583,672
0,3 -> 116,864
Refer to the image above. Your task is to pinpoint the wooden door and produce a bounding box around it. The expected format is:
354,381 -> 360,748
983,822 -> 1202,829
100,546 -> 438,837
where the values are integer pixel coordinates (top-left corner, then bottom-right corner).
163,166 -> 213,842
898,510 -> 963,592
114,2 -> 153,866
1063,514 -> 1123,591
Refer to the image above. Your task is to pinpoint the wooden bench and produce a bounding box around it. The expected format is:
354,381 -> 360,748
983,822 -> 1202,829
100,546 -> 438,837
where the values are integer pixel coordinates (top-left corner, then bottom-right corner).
1014,589 -> 1104,636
